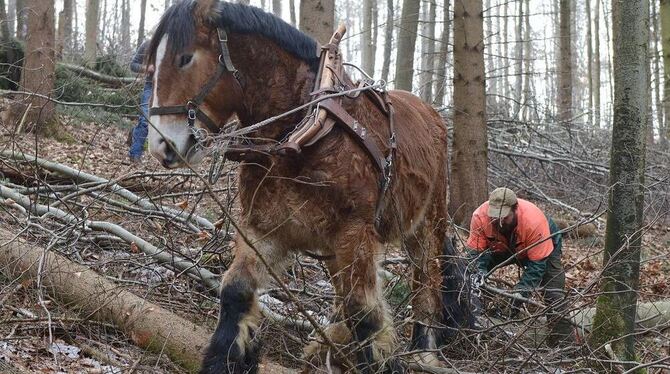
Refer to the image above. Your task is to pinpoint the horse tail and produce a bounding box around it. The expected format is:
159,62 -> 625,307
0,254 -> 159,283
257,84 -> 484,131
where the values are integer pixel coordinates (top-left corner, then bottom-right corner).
439,236 -> 477,342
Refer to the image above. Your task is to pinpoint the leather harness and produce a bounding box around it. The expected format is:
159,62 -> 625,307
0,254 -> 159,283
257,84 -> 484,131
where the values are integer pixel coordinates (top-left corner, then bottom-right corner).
149,25 -> 396,228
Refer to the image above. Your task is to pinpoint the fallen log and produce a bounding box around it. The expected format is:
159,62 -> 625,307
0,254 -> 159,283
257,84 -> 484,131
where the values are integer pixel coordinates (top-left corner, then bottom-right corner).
0,227 -> 209,373
57,62 -> 138,87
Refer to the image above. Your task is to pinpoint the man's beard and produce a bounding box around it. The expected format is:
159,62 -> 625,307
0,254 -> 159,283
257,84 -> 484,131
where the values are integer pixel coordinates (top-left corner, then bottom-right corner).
495,215 -> 517,236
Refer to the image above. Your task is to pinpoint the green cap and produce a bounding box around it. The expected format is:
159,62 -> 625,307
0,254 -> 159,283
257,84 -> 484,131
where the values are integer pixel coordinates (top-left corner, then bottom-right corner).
487,187 -> 517,218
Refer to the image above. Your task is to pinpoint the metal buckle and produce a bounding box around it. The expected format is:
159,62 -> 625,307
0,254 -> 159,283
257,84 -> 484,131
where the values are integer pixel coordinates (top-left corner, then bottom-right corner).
187,108 -> 197,122
217,28 -> 228,43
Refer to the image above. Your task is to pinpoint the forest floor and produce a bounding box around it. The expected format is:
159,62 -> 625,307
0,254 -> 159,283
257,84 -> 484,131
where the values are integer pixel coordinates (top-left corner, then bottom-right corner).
0,112 -> 668,373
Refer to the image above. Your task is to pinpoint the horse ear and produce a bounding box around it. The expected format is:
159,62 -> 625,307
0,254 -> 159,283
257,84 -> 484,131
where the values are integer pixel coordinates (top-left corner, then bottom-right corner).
193,0 -> 220,27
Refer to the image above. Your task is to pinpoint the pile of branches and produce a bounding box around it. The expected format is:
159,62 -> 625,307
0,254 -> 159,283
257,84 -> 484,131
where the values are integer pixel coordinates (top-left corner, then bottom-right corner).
485,119 -> 670,222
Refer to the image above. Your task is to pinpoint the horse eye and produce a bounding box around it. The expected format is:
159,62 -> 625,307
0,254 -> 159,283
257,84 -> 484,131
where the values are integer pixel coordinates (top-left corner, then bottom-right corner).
179,54 -> 193,68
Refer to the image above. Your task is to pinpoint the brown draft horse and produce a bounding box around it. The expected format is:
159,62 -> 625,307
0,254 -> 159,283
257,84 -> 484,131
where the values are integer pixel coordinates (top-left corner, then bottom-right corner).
146,1 -> 473,373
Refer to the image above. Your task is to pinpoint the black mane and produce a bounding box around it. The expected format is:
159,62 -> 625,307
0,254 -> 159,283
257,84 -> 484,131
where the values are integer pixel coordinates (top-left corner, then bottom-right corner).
148,0 -> 319,71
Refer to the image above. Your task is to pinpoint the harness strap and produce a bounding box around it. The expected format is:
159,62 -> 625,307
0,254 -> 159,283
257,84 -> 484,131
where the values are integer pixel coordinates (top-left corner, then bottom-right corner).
149,105 -> 220,134
318,98 -> 387,172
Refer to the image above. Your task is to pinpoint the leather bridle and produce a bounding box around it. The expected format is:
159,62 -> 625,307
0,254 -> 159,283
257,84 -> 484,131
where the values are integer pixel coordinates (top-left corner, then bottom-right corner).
149,28 -> 241,141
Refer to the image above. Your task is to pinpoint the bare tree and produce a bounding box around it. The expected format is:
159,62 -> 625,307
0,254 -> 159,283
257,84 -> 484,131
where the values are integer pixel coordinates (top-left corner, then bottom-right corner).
586,0 -> 593,127
84,0 -> 99,64
590,0 -> 648,368
299,0 -> 334,45
434,0 -> 450,106
15,0 -> 25,40
419,0 -> 436,102
485,0 -> 496,109
380,0 -> 394,83
450,0 -> 488,225
272,0 -> 281,17
0,0 -> 10,41
522,0 -> 532,120
137,0 -> 147,46
361,0 -> 374,74
662,0 -> 670,143
652,1 -> 665,146
7,0 -> 15,38
20,0 -> 56,130
394,0 -> 420,91
593,0 -> 600,127
289,0 -> 296,26
558,0 -> 572,123
120,0 -> 131,55
58,0 -> 74,58
514,0 -> 523,116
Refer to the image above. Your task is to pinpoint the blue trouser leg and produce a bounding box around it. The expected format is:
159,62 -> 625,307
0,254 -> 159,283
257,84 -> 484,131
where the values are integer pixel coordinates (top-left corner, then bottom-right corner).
129,81 -> 152,159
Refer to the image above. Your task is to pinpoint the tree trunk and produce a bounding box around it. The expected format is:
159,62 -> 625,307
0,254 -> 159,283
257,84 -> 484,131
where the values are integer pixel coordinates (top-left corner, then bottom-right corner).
361,0 -> 374,74
0,0 -> 10,41
0,228 -> 210,373
15,0 -> 25,40
19,0 -> 55,131
522,0 -> 531,120
84,0 -> 99,64
394,0 -> 420,91
502,0 -> 509,116
485,0 -> 496,110
514,0 -> 523,117
289,0 -> 296,26
590,0 -> 648,369
433,0 -> 450,106
380,0 -> 394,84
299,0 -> 334,45
449,0 -> 488,226
419,0 -> 436,102
593,0 -> 602,128
7,0 -> 15,38
558,0 -> 572,123
73,0 -> 79,52
661,0 -> 670,145
654,2 -> 668,148
137,0 -> 147,46
121,0 -> 131,56
272,0 -> 281,17
58,0 -> 73,58
586,0 -> 593,127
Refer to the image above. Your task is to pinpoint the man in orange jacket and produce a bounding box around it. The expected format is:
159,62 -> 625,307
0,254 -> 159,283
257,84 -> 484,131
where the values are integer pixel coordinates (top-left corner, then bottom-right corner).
466,187 -> 572,344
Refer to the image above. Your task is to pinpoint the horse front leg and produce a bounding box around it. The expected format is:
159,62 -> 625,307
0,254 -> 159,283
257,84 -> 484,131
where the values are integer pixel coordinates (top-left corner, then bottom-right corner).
200,232 -> 287,374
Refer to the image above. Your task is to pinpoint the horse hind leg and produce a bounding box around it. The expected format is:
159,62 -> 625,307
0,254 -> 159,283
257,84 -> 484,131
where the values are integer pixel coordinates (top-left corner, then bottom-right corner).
404,217 -> 475,365
200,233 -> 289,374
403,224 -> 446,367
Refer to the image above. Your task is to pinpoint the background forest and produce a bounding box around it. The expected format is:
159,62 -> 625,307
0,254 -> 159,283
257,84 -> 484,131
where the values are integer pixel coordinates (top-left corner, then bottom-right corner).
0,0 -> 668,373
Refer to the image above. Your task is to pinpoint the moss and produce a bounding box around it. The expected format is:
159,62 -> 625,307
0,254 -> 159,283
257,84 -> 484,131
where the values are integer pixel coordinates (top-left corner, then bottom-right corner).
590,293 -> 626,351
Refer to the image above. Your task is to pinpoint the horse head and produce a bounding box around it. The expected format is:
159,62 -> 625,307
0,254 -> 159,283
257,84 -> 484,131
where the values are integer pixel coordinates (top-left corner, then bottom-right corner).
146,0 -> 319,169
147,0 -> 242,168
